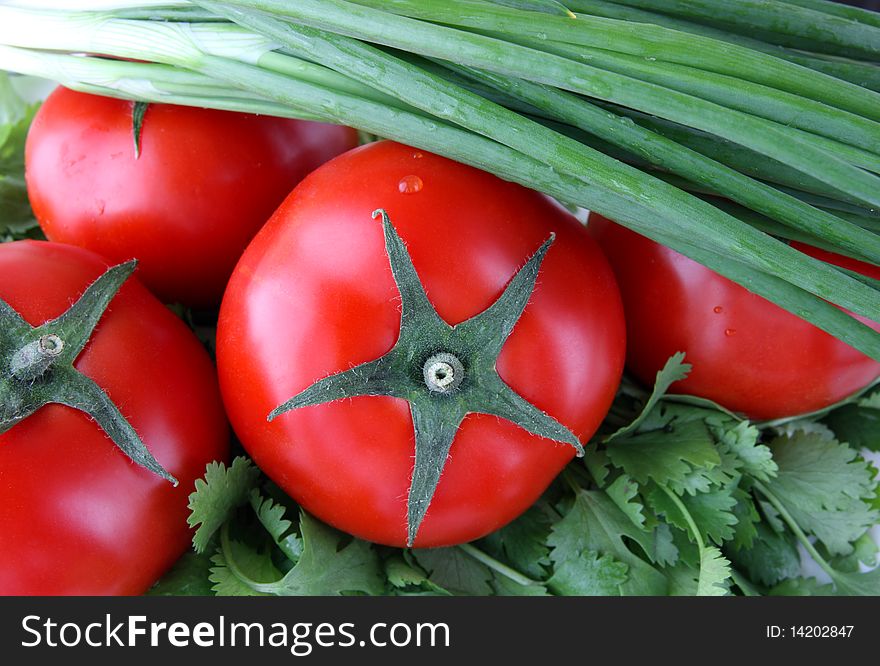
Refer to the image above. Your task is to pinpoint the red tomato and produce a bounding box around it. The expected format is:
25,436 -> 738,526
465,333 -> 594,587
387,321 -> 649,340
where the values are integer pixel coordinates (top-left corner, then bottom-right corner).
217,141 -> 626,547
25,87 -> 359,307
589,215 -> 880,420
0,241 -> 229,595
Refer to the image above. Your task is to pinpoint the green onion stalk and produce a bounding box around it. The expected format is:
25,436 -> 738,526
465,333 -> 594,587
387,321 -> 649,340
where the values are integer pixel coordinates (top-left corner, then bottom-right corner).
0,0 -> 879,359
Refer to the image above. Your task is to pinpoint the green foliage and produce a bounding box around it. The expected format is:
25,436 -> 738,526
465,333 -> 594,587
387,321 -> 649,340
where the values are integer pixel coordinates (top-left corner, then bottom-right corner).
726,523 -> 801,587
0,72 -> 40,242
763,432 -> 878,555
147,551 -> 215,596
157,352 -> 878,597
547,489 -> 668,595
412,547 -> 494,596
187,458 -> 261,554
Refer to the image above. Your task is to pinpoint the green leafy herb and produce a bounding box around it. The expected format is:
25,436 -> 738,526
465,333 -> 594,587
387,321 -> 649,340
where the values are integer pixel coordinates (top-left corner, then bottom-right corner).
606,417 -> 720,493
413,547 -> 494,596
0,72 -> 40,241
726,522 -> 801,587
160,350 -> 878,597
188,457 -> 261,553
147,551 -> 215,596
605,352 -> 691,442
547,549 -> 628,596
763,432 -> 878,555
824,390 -> 880,451
547,486 -> 667,595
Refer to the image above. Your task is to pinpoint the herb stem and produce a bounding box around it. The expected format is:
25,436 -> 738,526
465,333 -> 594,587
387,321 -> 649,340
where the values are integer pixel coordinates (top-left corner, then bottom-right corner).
457,543 -> 542,588
218,521 -> 271,593
752,480 -> 838,583
660,484 -> 705,551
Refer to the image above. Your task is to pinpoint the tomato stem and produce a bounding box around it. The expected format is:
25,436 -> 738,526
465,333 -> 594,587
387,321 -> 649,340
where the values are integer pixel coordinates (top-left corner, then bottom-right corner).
9,333 -> 65,381
422,351 -> 464,394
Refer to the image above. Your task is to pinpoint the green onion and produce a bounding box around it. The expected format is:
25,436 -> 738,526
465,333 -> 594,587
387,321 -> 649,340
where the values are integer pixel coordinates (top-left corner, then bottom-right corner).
441,62 -> 880,265
353,0 -> 880,122
198,2 -> 880,318
208,0 -> 880,209
565,0 -> 880,91
597,0 -> 880,59
0,0 -> 878,361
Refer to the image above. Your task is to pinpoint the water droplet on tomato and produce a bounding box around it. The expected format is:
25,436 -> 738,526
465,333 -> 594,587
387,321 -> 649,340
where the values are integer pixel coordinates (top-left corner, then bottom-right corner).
398,175 -> 423,194
412,151 -> 423,159
713,306 -> 723,314
725,328 -> 736,337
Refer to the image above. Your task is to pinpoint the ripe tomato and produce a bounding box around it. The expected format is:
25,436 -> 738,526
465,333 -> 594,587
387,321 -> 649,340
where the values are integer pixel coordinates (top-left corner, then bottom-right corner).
217,141 -> 626,547
588,215 -> 880,420
25,87 -> 359,307
0,241 -> 229,595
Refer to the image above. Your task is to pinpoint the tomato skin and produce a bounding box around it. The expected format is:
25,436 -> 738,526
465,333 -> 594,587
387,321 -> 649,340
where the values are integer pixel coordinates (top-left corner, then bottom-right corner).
217,141 -> 626,547
0,242 -> 229,595
588,215 -> 880,420
25,87 -> 359,307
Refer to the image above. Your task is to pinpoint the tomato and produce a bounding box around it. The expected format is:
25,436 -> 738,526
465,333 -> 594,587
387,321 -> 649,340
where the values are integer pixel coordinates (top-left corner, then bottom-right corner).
0,241 -> 229,595
217,141 -> 626,547
25,87 -> 359,307
588,215 -> 880,420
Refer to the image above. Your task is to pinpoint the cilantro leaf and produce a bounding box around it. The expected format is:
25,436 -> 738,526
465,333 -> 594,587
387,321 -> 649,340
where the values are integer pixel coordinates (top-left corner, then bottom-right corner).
756,498 -> 786,533
682,487 -> 738,546
478,504 -> 553,579
209,530 -> 280,597
650,523 -> 680,567
725,522 -> 801,587
548,549 -> 629,596
413,547 -> 494,595
606,474 -> 646,529
265,511 -> 384,595
147,551 -> 215,596
385,555 -> 433,591
646,483 -> 736,547
492,574 -> 550,596
0,72 -> 40,240
861,392 -> 880,410
769,577 -> 835,596
824,399 -> 880,452
664,563 -> 702,596
607,419 -> 720,494
606,352 -> 691,442
710,419 -> 777,481
729,488 -> 760,551
763,432 -> 879,555
188,457 -> 261,554
547,488 -> 666,595
249,489 -> 303,563
582,447 -> 611,487
826,532 -> 879,573
697,546 -> 732,596
828,567 -> 880,596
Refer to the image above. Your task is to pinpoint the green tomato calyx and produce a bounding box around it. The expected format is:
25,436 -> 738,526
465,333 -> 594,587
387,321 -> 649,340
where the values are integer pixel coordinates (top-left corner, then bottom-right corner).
0,259 -> 177,485
269,209 -> 582,546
